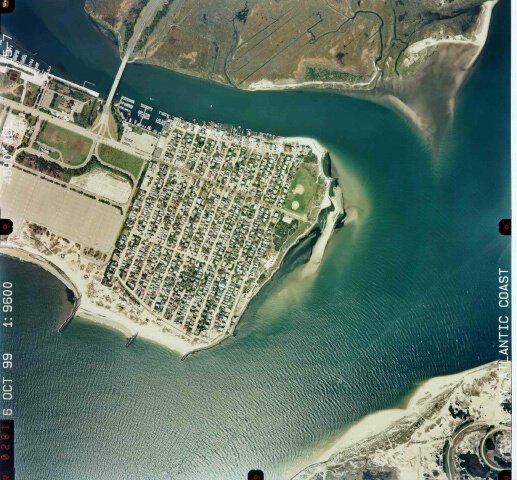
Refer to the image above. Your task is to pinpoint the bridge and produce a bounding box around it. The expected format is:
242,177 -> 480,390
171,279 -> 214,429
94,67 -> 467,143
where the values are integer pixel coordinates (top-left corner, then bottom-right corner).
98,0 -> 166,136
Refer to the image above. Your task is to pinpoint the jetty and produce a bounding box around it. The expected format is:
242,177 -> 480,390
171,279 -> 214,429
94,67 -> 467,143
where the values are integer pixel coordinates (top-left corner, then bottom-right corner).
58,298 -> 80,332
125,332 -> 138,347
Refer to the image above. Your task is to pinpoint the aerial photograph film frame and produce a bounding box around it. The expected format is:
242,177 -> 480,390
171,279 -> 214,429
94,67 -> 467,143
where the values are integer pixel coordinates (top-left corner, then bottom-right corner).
0,0 -> 513,479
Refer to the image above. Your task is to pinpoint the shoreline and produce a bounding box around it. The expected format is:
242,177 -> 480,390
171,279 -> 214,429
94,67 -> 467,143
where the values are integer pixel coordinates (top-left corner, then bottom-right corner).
0,137 -> 343,359
300,184 -> 343,278
76,299 -> 192,356
289,361 -> 502,479
245,1 -> 497,146
405,0 -> 497,70
84,0 -> 496,151
83,4 -> 122,57
0,246 -> 80,298
0,244 -> 194,356
75,306 -> 134,339
244,78 -> 430,142
184,136 -> 344,358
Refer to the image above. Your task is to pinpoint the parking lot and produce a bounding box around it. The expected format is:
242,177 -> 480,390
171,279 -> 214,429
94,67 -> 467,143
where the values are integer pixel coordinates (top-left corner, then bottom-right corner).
0,167 -> 124,252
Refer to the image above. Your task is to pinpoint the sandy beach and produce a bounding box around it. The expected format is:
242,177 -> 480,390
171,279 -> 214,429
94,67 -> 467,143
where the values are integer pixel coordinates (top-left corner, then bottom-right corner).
0,134 -> 342,359
283,136 -> 327,162
300,185 -> 343,278
77,297 -> 194,356
316,363 -> 495,461
247,70 -> 378,92
406,0 -> 497,69
289,137 -> 345,278
0,246 -> 81,297
287,361 -> 511,480
0,244 -> 194,356
206,135 -> 343,353
247,1 -> 497,147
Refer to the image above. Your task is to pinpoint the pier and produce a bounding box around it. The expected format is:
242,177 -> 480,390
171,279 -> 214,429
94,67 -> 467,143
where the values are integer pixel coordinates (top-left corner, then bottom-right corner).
98,0 -> 167,135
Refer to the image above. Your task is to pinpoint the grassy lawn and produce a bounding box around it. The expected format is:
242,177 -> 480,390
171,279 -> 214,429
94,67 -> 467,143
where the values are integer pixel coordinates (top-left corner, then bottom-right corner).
283,165 -> 318,214
98,143 -> 145,181
74,99 -> 98,128
50,93 -> 67,110
33,141 -> 61,160
37,122 -> 92,166
0,89 -> 23,101
23,82 -> 41,107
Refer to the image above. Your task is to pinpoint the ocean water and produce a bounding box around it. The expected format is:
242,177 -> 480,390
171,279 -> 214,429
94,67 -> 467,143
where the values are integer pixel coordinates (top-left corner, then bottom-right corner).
0,1 -> 511,479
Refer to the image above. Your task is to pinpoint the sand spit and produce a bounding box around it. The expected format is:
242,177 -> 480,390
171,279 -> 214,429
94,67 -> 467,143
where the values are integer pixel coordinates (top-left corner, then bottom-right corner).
247,1 -> 497,147
291,360 -> 511,479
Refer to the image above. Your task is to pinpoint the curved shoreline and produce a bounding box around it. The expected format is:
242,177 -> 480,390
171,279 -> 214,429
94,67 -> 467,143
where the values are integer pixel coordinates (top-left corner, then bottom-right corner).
0,246 -> 82,333
316,363 -> 491,461
289,360 -> 507,479
0,245 -> 193,355
183,137 -> 344,358
0,247 -> 80,298
84,0 -> 497,153
0,137 -> 343,359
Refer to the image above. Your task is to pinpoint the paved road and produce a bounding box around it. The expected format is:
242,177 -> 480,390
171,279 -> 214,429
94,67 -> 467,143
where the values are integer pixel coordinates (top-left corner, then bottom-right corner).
0,96 -> 148,160
444,422 -> 490,480
480,426 -> 511,471
99,0 -> 166,133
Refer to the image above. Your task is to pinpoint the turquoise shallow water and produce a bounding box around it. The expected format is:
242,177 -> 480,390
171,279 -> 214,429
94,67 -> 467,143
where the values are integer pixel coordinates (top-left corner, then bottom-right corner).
0,1 -> 511,479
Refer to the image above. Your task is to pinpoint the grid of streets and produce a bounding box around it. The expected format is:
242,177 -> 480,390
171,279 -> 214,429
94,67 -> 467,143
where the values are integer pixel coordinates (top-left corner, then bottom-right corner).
103,122 -> 320,338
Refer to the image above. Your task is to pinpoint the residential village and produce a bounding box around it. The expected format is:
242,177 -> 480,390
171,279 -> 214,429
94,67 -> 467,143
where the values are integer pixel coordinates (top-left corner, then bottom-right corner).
0,56 -> 337,351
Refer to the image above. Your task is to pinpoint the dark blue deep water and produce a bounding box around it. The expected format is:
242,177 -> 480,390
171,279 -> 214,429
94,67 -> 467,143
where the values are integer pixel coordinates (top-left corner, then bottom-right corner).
0,1 -> 510,478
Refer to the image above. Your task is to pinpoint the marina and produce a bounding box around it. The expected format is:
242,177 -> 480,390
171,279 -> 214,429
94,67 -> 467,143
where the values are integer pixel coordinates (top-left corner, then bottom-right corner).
0,0 -> 511,478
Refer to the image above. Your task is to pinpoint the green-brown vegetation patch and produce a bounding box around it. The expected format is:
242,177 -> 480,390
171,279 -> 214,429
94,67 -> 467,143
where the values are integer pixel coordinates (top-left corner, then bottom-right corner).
273,218 -> 308,251
304,66 -> 365,84
0,70 -> 23,101
284,164 -> 319,215
48,79 -> 92,102
16,150 -> 135,192
74,99 -> 99,128
110,104 -> 124,141
98,143 -> 145,181
37,122 -> 92,166
135,0 -> 173,51
33,141 -> 61,160
23,82 -> 41,107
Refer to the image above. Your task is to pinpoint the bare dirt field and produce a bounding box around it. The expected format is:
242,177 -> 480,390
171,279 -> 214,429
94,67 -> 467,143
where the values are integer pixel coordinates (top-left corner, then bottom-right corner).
1,168 -> 124,252
69,167 -> 133,204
